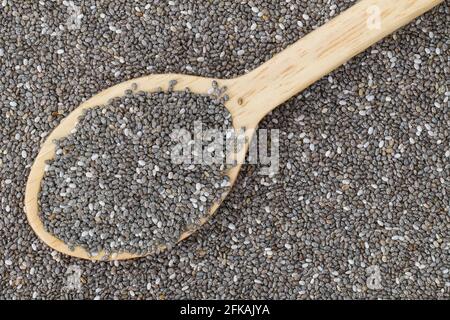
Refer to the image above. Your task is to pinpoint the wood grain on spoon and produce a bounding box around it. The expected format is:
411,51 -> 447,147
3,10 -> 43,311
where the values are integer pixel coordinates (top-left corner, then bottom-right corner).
24,0 -> 444,260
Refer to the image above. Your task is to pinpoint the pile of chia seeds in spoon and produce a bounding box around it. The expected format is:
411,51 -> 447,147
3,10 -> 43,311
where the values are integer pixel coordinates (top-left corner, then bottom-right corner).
39,87 -> 233,256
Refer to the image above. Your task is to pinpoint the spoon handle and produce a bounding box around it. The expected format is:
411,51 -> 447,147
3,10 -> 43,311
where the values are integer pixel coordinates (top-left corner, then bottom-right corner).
234,0 -> 443,122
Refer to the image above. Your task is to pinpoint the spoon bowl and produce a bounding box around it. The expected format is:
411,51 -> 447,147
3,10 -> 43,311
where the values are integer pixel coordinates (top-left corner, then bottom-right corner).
25,73 -> 256,260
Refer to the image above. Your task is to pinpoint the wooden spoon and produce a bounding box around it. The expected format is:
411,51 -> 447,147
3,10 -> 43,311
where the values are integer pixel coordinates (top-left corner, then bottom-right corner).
24,0 -> 443,260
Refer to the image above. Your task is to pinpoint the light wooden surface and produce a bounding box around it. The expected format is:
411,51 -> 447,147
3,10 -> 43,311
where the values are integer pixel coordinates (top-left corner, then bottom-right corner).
24,0 -> 443,260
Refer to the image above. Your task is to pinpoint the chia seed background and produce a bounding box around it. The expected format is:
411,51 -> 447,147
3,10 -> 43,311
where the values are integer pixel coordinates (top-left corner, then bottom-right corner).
0,1 -> 448,299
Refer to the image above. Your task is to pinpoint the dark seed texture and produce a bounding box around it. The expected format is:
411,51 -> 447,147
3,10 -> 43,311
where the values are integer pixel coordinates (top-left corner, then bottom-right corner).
0,0 -> 448,299
39,90 -> 232,256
